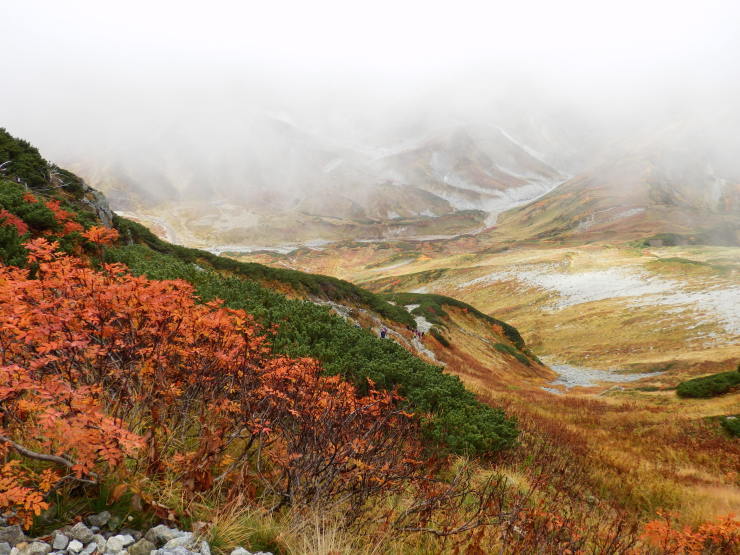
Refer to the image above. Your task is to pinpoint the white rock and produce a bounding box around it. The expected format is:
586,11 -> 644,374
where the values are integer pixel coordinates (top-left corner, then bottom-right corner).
161,535 -> 192,550
67,540 -> 84,553
104,537 -> 124,554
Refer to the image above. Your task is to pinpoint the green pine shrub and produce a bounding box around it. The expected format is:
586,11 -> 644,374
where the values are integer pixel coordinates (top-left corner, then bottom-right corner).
676,369 -> 740,398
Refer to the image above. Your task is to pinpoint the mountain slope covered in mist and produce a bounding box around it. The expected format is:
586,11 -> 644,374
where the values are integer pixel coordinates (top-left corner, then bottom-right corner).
62,110 -> 740,252
66,118 -> 571,248
492,118 -> 740,245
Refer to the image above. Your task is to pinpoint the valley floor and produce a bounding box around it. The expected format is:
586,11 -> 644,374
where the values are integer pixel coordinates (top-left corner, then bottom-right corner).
234,240 -> 740,527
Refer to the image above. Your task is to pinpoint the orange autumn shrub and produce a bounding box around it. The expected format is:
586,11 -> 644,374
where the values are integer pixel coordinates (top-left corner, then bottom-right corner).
0,366 -> 141,527
82,225 -> 119,245
1,238 -> 419,526
641,511 -> 739,554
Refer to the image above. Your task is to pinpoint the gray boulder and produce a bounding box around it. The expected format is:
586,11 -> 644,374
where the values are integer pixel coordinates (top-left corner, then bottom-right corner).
144,527 -> 187,548
0,542 -> 11,555
105,516 -> 123,532
51,534 -> 69,551
92,534 -> 107,552
0,526 -> 26,546
86,512 -> 111,529
67,540 -> 83,553
118,530 -> 141,543
17,542 -> 51,555
126,539 -> 155,555
68,524 -> 94,544
153,548 -> 196,555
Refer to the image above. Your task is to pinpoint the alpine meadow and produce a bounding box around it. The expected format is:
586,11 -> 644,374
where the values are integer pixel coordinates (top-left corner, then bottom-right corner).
1,1 -> 739,554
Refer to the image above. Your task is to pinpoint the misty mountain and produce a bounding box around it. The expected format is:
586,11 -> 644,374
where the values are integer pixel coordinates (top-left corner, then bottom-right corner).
64,116 -> 573,246
494,116 -> 740,245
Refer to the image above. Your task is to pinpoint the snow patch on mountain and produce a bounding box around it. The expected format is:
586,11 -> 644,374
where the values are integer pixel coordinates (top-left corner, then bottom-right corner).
495,127 -> 551,167
576,207 -> 645,231
459,266 -> 740,335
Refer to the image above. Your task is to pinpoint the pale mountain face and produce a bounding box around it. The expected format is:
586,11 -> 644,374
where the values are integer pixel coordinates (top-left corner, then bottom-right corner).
65,109 -> 739,250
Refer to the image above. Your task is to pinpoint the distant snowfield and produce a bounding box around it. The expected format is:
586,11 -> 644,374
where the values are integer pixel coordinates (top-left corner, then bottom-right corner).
459,266 -> 740,336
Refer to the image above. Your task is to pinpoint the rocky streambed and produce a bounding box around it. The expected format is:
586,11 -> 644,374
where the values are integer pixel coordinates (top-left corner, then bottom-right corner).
542,360 -> 663,394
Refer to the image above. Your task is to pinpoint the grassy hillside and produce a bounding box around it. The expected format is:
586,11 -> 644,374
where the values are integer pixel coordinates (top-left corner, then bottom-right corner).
103,243 -> 517,454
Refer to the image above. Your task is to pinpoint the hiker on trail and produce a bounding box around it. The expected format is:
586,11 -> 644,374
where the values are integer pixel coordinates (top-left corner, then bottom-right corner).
380,327 -> 387,339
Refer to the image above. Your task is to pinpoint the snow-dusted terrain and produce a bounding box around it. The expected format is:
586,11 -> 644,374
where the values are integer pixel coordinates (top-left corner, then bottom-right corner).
459,265 -> 740,336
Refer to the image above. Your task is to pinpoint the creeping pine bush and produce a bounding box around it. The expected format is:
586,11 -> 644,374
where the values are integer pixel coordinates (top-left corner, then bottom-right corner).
676,369 -> 740,398
720,416 -> 740,437
0,128 -> 49,187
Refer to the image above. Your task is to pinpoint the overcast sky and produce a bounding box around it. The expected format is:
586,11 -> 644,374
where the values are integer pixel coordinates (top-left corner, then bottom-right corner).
2,0 -> 740,185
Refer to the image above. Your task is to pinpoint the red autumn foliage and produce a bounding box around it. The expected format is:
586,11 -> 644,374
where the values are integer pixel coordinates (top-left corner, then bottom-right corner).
42,199 -> 84,236
0,239 -> 418,527
0,209 -> 29,235
43,199 -> 74,224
